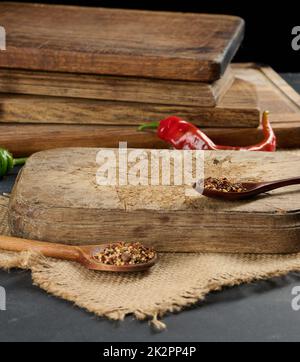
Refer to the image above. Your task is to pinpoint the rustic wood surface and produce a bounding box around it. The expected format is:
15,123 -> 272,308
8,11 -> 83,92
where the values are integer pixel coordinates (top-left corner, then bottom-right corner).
0,64 -> 299,156
0,77 -> 260,128
0,3 -> 244,82
8,148 -> 300,253
0,67 -> 234,107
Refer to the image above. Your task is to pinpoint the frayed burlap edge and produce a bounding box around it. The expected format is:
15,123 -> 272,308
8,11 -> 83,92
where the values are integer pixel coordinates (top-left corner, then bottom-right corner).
3,249 -> 300,331
1,195 -> 300,331
32,259 -> 300,331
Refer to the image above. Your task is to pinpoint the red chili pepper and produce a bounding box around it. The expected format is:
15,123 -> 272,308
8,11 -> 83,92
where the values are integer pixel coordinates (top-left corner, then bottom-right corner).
139,111 -> 276,152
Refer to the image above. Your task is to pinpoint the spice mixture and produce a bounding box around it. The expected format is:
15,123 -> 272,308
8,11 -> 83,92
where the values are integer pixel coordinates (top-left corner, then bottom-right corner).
93,242 -> 156,266
204,177 -> 247,193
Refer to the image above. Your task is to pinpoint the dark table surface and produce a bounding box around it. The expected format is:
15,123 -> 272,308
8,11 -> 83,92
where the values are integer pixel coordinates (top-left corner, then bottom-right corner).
0,74 -> 300,342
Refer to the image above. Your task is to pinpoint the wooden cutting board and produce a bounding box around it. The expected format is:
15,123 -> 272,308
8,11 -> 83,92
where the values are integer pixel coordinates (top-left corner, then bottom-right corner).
0,77 -> 260,128
0,64 -> 299,156
0,3 -> 244,82
9,148 -> 300,254
0,67 -> 235,107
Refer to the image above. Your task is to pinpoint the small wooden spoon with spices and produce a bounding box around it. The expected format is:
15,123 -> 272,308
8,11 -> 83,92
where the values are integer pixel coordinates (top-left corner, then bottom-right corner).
194,177 -> 300,201
0,235 -> 157,272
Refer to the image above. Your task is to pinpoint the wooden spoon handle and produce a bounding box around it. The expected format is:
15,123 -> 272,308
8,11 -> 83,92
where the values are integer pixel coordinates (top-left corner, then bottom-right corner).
260,177 -> 300,193
0,235 -> 81,262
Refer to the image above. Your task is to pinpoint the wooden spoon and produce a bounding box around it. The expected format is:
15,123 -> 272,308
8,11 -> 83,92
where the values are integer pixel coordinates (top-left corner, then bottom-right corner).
194,177 -> 300,201
0,235 -> 157,272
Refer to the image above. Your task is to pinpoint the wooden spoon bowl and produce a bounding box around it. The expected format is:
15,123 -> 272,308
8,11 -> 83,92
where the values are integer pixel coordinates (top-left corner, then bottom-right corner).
194,177 -> 300,201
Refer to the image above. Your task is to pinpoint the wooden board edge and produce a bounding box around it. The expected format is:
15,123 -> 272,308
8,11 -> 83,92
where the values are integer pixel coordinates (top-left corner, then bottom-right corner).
0,4 -> 245,82
233,63 -> 300,110
259,66 -> 300,109
211,66 -> 235,105
8,204 -> 300,254
218,18 -> 245,78
0,65 -> 236,108
0,92 -> 260,128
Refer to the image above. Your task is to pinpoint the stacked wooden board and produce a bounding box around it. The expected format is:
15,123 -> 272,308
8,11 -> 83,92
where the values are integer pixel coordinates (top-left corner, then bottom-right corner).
0,69 -> 260,128
1,3 -> 300,256
0,2 -> 264,129
0,3 -> 243,82
0,3 -> 299,154
0,64 -> 299,156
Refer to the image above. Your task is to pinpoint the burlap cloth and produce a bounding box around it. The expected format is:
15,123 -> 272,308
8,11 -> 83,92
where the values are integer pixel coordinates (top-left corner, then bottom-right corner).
1,196 -> 300,330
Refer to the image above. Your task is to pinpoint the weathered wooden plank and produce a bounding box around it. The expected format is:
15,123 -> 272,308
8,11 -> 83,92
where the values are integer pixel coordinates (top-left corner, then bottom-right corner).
0,65 -> 298,155
0,77 -> 259,127
0,67 -> 234,107
8,148 -> 300,253
0,3 -> 244,82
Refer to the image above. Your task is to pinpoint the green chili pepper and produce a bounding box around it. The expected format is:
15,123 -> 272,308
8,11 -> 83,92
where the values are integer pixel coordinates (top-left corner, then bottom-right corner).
0,148 -> 27,178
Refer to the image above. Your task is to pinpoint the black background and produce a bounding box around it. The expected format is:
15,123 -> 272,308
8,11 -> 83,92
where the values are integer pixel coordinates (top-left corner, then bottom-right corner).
12,0 -> 300,73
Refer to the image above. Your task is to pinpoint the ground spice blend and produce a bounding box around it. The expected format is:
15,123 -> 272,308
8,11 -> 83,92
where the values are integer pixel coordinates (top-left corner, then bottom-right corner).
93,242 -> 156,266
204,177 -> 247,193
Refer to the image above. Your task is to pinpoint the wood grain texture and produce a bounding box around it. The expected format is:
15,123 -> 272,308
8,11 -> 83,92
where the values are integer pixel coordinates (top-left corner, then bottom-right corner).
0,3 -> 244,82
8,148 -> 300,253
0,64 -> 298,156
0,67 -> 234,107
0,77 -> 260,127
